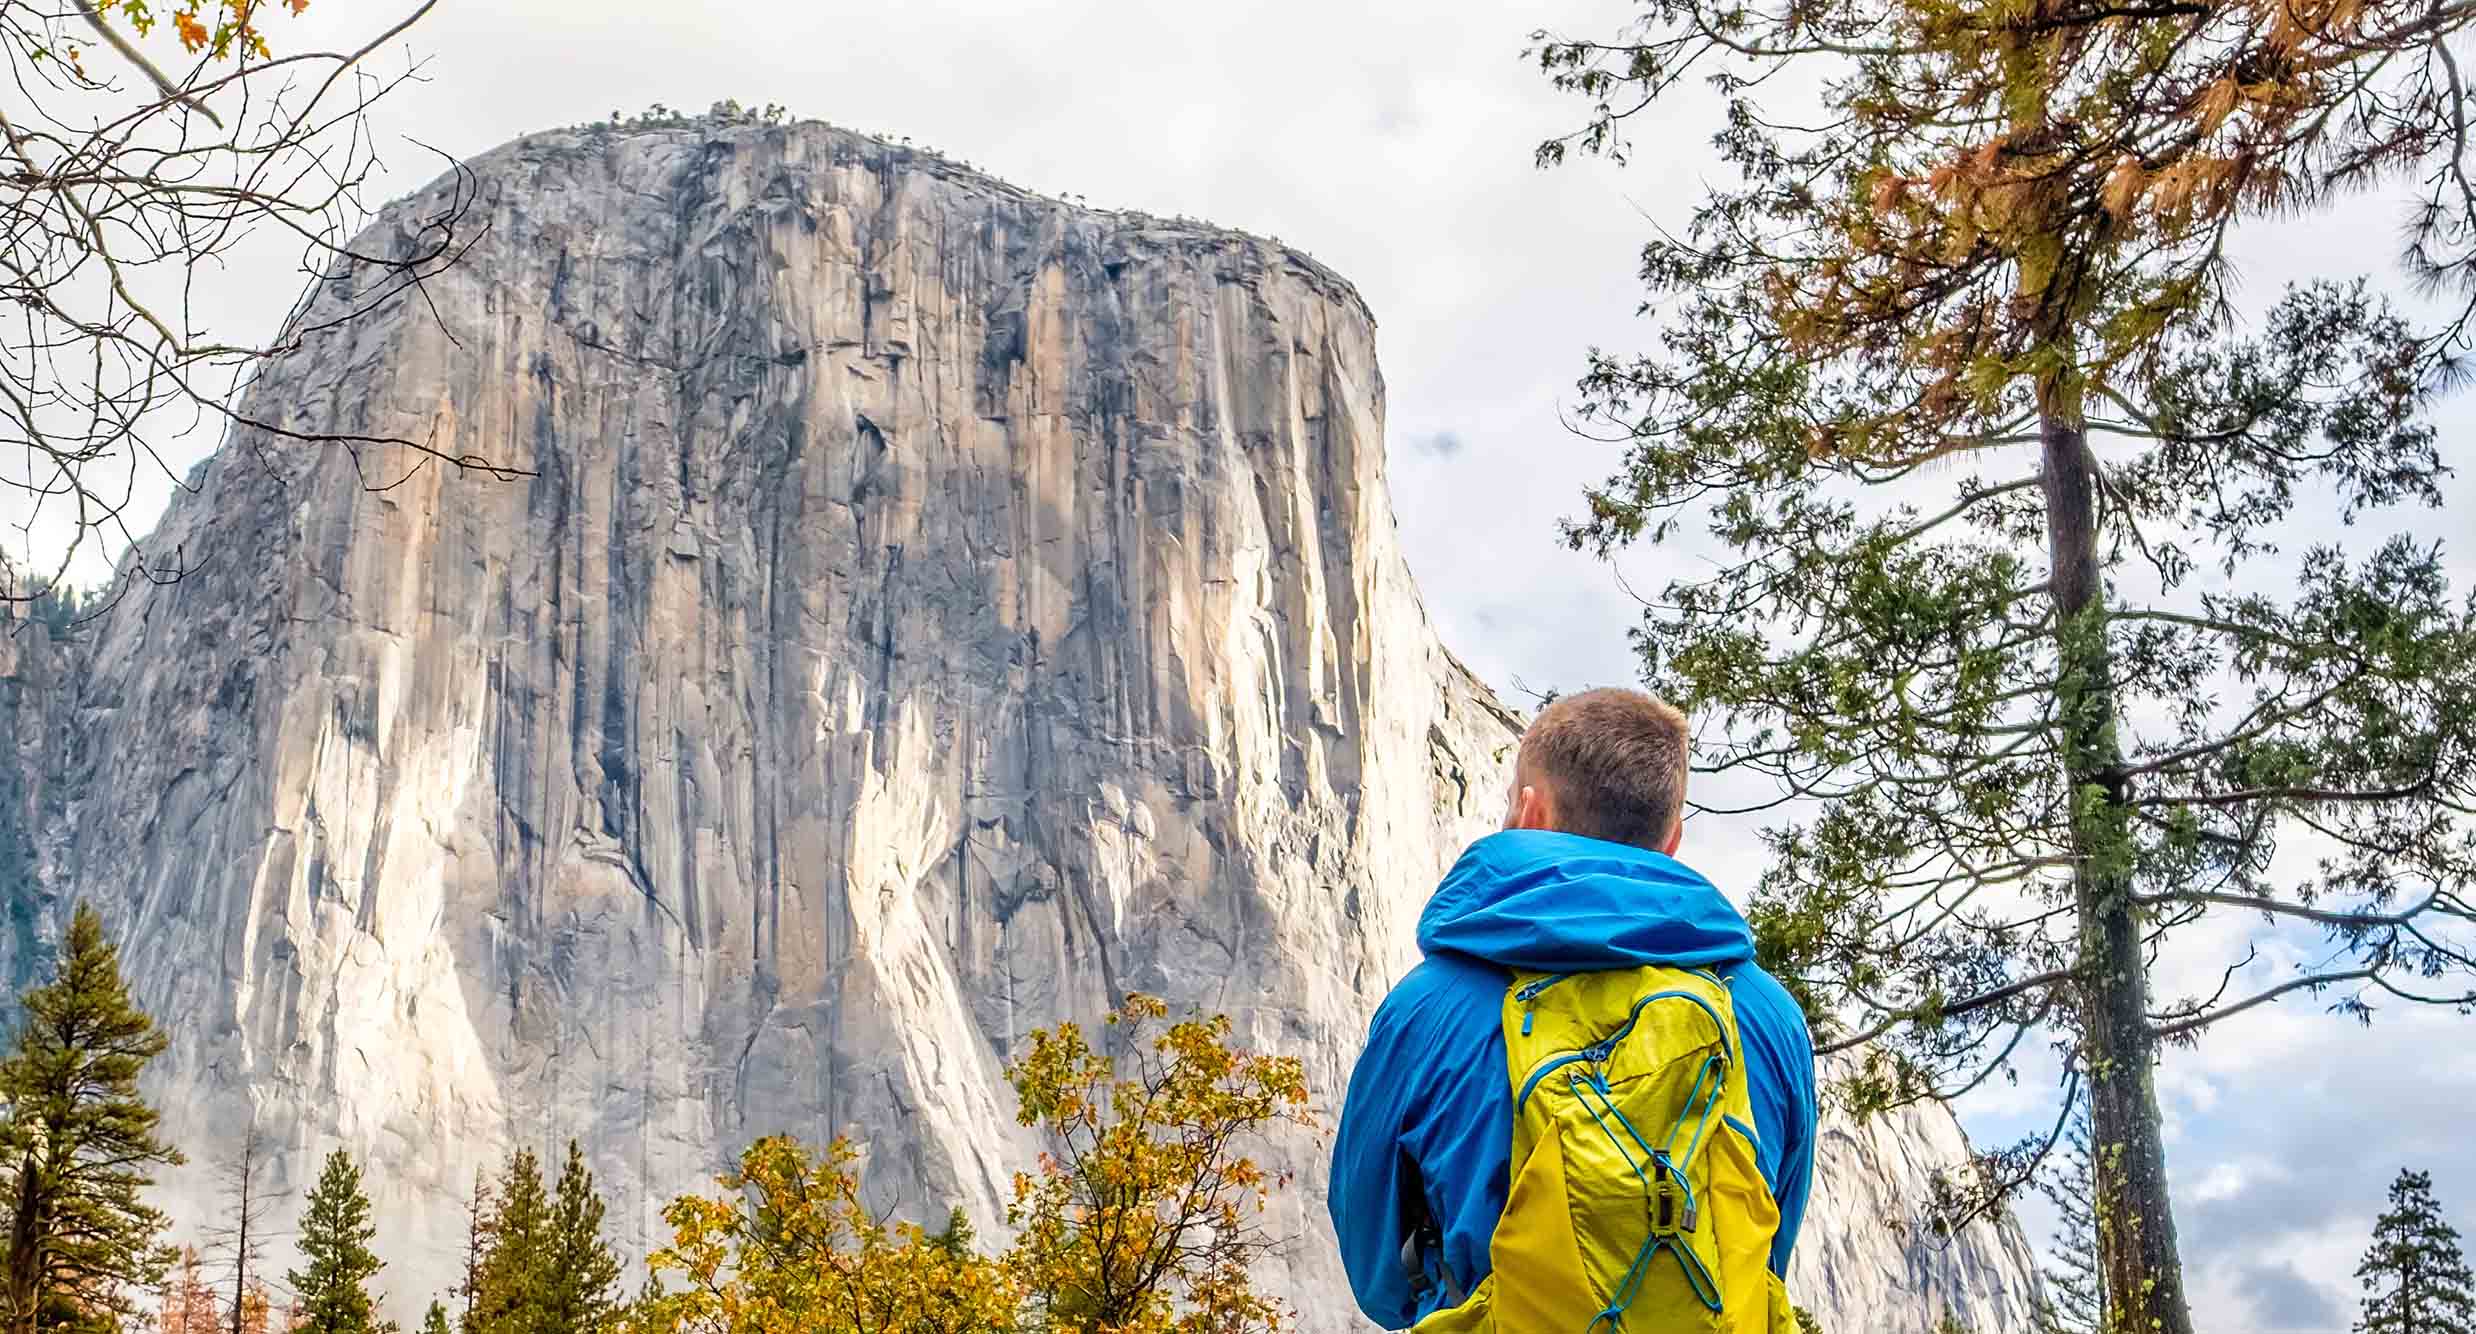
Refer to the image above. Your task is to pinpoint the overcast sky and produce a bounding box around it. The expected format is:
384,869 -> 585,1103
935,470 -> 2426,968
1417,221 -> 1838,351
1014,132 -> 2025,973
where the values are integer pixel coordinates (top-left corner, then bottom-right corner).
19,2 -> 2476,1330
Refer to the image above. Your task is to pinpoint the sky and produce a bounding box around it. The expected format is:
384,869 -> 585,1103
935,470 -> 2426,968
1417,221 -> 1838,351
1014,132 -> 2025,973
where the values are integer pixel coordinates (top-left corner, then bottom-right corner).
13,2 -> 2475,1331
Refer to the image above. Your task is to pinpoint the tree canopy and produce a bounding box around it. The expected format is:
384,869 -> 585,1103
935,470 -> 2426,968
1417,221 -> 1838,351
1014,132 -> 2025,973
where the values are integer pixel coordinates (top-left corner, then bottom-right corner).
467,1144 -> 618,1334
1527,1 -> 2476,1330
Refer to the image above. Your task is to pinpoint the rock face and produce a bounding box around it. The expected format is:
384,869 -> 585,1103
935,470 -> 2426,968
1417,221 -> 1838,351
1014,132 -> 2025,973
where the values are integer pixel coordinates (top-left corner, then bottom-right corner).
0,120 -> 2038,1332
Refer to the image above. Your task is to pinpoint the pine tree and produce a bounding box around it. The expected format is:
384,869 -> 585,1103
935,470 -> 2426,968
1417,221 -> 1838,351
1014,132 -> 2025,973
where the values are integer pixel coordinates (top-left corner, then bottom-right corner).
2359,1169 -> 2475,1334
469,1145 -> 617,1334
467,1153 -> 544,1334
929,1208 -> 976,1257
454,1175 -> 492,1334
540,1144 -> 619,1334
1525,0 -> 2476,1329
417,1304 -> 449,1334
287,1151 -> 386,1334
0,902 -> 183,1334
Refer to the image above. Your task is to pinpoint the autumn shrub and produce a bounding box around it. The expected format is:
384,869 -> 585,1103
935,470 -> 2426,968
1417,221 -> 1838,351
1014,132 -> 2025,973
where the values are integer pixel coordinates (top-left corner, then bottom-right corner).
633,996 -> 1309,1334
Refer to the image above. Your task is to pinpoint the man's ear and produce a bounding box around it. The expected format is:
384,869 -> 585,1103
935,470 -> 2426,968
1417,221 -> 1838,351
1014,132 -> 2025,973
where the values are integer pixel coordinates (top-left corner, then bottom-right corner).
1507,783 -> 1555,832
1657,815 -> 1684,857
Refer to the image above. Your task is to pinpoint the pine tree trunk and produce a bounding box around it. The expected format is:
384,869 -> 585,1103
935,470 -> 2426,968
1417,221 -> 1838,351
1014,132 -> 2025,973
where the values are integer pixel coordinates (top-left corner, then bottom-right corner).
6,1158 -> 38,1334
2040,407 -> 2196,1334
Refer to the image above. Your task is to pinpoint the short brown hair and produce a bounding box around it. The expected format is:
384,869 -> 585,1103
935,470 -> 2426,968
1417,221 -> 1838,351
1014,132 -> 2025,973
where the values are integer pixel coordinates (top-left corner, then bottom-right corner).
1518,688 -> 1691,851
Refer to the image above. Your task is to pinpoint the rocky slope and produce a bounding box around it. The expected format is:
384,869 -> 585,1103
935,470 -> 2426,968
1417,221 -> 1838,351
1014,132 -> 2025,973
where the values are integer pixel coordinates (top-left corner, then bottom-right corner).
0,118 -> 2038,1332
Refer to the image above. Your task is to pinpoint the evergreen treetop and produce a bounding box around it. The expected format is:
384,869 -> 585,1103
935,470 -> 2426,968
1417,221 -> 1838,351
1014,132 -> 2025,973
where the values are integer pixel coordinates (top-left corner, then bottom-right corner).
288,1149 -> 386,1334
2033,1096 -> 2103,1334
543,1144 -> 620,1334
468,1152 -> 544,1334
0,902 -> 181,1334
471,1144 -> 618,1334
2359,1169 -> 2475,1334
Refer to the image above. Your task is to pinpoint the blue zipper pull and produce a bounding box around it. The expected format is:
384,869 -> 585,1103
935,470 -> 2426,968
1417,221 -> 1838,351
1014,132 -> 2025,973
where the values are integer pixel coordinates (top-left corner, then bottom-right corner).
1515,972 -> 1573,1038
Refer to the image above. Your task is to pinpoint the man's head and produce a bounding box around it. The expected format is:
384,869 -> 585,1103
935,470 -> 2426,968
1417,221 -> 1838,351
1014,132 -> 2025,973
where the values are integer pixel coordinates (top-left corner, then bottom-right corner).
1502,687 -> 1690,855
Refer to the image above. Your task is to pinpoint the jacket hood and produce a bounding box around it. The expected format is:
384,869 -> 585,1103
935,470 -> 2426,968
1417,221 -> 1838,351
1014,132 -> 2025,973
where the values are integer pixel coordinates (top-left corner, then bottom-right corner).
1415,829 -> 1754,972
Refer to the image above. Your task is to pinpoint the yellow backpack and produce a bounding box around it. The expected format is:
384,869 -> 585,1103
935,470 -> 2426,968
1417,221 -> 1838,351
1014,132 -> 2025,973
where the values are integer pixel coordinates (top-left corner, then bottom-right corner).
1411,965 -> 1799,1334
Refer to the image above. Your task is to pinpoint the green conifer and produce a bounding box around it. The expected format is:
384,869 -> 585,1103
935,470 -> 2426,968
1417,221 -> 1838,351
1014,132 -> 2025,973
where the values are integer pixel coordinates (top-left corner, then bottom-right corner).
0,903 -> 181,1334
419,1301 -> 451,1334
288,1150 -> 386,1334
467,1151 -> 545,1334
540,1143 -> 619,1334
2359,1169 -> 2475,1334
929,1207 -> 975,1256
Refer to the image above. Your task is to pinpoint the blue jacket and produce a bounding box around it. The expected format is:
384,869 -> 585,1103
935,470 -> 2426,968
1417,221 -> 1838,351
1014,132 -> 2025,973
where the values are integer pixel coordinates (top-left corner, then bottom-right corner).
1329,830 -> 1819,1329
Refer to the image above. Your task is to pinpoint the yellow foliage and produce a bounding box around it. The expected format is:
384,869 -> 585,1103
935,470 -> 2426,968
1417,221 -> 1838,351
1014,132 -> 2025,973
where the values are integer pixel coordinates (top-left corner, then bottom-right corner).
88,0 -> 300,61
631,1137 -> 1020,1334
2016,232 -> 2062,298
1868,172 -> 1909,219
1004,995 -> 1312,1334
633,997 -> 1310,1334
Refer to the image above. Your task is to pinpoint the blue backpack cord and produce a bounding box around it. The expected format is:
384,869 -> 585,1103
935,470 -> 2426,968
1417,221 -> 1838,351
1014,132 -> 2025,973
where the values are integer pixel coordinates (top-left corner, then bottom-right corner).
1572,1038 -> 1732,1329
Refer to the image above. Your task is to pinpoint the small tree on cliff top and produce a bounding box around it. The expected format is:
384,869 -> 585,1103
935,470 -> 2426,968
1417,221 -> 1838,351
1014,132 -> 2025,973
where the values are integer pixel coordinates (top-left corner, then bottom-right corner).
1528,2 -> 2476,1332
2033,1095 -> 2103,1334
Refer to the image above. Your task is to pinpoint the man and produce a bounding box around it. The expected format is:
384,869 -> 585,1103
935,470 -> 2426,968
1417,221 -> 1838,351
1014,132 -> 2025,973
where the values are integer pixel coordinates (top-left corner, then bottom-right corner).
1330,687 -> 1818,1330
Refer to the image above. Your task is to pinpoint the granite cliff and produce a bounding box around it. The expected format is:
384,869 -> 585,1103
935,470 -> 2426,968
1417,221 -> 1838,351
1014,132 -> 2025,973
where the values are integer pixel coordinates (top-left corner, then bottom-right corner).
0,118 -> 2040,1332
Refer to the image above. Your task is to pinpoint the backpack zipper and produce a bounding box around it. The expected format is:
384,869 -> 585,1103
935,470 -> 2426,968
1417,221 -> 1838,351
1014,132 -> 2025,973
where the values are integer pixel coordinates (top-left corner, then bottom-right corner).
1583,989 -> 1734,1065
1515,972 -> 1577,1036
1515,990 -> 1733,1113
1516,1049 -> 1591,1112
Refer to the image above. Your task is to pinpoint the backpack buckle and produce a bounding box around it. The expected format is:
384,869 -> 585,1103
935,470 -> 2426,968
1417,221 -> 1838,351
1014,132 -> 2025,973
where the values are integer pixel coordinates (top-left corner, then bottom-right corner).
1649,1153 -> 1698,1236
